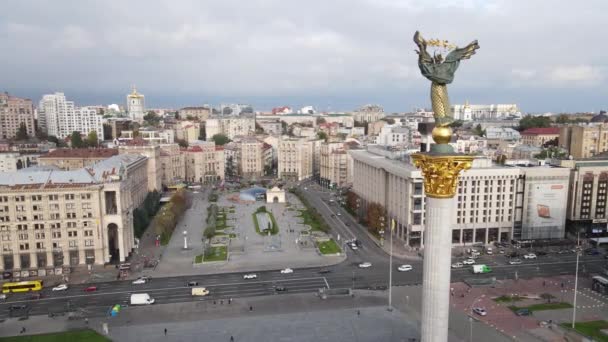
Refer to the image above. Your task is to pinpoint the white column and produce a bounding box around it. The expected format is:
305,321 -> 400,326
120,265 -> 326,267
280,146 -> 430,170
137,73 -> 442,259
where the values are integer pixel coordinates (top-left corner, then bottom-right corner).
118,228 -> 125,262
421,196 -> 455,342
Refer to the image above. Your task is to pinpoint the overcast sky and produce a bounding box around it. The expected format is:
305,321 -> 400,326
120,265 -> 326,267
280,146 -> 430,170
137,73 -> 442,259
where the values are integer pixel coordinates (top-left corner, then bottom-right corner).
1,0 -> 606,113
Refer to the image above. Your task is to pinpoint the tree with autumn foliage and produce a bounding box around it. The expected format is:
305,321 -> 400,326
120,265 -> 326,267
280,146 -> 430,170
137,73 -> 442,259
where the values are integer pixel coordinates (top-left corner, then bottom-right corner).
366,202 -> 387,236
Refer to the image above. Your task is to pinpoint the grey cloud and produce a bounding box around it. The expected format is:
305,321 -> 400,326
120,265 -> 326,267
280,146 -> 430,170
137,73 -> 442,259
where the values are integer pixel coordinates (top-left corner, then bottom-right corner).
0,0 -> 606,112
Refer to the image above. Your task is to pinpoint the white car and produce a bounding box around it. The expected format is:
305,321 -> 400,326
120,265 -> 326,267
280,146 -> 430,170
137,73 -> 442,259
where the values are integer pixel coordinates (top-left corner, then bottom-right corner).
0,293 -> 6,300
508,259 -> 522,265
358,262 -> 372,268
132,278 -> 147,285
349,243 -> 358,250
451,262 -> 464,269
523,253 -> 537,259
52,284 -> 68,291
472,307 -> 487,316
280,268 -> 293,274
462,259 -> 475,265
398,265 -> 413,272
243,274 -> 257,279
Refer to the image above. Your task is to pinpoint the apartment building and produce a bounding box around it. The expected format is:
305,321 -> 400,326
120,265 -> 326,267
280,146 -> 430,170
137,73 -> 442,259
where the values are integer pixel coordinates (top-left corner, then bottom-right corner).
520,127 -> 559,147
159,144 -> 185,186
278,137 -> 314,181
0,154 -> 147,272
38,93 -> 104,140
559,123 -> 608,159
174,121 -> 201,144
205,117 -> 255,140
352,104 -> 385,123
179,106 -> 211,121
0,92 -> 35,140
38,148 -> 118,170
238,137 -> 263,179
183,142 -> 225,183
319,142 -> 357,188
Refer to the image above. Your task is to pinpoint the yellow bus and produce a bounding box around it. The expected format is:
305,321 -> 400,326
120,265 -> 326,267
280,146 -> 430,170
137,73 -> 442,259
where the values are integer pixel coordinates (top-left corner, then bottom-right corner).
2,280 -> 43,293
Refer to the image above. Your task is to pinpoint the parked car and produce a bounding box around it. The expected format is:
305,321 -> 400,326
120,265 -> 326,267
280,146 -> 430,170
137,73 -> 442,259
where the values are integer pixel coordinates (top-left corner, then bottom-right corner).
451,262 -> 464,269
508,259 -> 522,265
523,253 -> 537,259
318,269 -> 331,274
358,262 -> 372,268
9,304 -> 28,311
52,284 -> 69,291
0,294 -> 6,300
536,251 -> 547,256
462,259 -> 475,265
243,274 -> 258,279
186,281 -> 199,287
84,286 -> 98,292
515,308 -> 531,316
585,249 -> 600,256
398,265 -> 413,272
280,268 -> 294,274
472,307 -> 487,316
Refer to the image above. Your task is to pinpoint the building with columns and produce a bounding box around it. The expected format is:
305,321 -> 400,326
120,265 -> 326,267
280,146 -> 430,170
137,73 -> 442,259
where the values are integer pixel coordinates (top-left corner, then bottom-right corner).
0,154 -> 147,272
350,149 -> 569,247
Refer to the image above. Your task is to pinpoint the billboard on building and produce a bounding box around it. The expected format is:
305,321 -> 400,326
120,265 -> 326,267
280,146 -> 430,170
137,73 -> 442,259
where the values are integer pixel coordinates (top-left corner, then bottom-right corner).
523,183 -> 568,239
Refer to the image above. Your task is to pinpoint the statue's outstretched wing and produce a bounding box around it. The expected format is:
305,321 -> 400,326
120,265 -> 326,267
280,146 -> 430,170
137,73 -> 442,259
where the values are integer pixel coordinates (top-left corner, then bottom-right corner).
413,31 -> 433,64
445,40 -> 479,63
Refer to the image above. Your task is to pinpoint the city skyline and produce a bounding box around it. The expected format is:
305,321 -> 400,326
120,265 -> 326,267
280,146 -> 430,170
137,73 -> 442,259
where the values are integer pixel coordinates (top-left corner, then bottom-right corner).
2,1 -> 607,112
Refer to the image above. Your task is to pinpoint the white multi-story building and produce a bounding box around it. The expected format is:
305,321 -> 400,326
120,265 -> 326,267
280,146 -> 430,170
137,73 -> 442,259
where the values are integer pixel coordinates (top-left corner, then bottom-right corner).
127,87 -> 145,122
350,149 -> 570,247
38,93 -> 104,140
376,124 -> 410,147
205,117 -> 255,140
452,103 -> 521,121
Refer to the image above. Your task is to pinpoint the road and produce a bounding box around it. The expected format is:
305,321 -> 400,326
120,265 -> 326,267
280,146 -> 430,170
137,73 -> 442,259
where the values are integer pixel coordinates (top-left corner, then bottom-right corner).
1,182 -> 606,320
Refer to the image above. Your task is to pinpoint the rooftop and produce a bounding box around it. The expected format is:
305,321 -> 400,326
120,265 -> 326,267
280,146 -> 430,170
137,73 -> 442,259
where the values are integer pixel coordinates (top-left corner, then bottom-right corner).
521,127 -> 560,135
39,148 -> 118,159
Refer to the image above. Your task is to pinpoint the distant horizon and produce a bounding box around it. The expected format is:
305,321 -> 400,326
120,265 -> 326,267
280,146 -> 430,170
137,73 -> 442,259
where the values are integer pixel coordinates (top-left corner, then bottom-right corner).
2,1 -> 607,115
3,88 -> 605,115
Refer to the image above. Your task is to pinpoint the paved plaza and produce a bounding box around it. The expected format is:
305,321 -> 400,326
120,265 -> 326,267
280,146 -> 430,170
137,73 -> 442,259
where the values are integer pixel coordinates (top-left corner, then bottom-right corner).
131,187 -> 344,278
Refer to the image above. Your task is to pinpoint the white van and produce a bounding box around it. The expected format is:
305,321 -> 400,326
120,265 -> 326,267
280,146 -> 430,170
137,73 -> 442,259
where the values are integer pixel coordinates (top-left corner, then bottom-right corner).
130,293 -> 155,305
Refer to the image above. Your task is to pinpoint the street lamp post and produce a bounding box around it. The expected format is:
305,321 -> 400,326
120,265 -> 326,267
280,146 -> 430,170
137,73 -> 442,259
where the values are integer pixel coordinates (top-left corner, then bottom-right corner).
572,231 -> 581,329
388,219 -> 394,311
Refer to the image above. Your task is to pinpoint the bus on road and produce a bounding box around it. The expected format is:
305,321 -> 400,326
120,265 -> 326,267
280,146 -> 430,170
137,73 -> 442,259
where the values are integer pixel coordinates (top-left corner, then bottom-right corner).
2,280 -> 43,293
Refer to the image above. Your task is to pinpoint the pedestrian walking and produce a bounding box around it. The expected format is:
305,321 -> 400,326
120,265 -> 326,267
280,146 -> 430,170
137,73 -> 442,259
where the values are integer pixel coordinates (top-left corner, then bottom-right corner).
221,300 -> 223,305
85,318 -> 89,325
357,310 -> 360,316
230,336 -> 234,342
249,306 -> 253,311
229,298 -> 232,304
164,328 -> 167,336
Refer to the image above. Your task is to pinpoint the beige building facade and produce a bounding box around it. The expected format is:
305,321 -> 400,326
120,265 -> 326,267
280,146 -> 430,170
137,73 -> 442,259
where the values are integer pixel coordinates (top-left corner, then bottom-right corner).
179,106 -> 211,121
238,137 -> 263,179
520,127 -> 560,147
0,154 -> 148,272
0,92 -> 36,140
118,144 -> 162,191
183,142 -> 225,183
205,117 -> 255,140
559,124 -> 608,159
159,144 -> 185,186
278,137 -> 314,181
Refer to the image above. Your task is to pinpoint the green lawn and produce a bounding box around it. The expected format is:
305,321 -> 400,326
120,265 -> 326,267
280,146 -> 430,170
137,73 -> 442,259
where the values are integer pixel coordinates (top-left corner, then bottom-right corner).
317,239 -> 342,255
494,295 -> 524,303
204,246 -> 227,262
0,329 -> 110,342
298,209 -> 328,232
252,211 -> 279,235
509,302 -> 572,312
560,321 -> 608,342
194,254 -> 203,263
